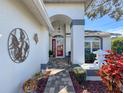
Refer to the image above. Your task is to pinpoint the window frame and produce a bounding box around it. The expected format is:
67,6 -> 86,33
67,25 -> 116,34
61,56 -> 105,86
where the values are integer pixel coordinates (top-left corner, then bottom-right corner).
85,37 -> 101,53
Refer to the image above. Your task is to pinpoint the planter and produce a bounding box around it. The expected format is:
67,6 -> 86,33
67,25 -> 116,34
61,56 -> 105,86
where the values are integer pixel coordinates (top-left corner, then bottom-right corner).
23,71 -> 51,93
23,79 -> 37,93
69,71 -> 109,93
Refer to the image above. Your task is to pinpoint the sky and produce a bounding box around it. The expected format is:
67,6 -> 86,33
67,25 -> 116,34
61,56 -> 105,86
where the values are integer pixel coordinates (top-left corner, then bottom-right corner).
85,15 -> 123,34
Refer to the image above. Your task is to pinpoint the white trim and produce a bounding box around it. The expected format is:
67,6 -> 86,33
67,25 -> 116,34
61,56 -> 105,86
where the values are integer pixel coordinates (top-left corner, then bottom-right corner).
85,37 -> 101,53
32,0 -> 54,32
22,0 -> 54,32
81,64 -> 100,70
91,41 -> 93,52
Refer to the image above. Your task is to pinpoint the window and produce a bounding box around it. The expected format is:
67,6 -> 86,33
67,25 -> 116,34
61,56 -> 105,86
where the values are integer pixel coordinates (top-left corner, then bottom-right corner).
85,37 -> 101,63
92,42 -> 100,51
85,42 -> 91,53
85,37 -> 101,53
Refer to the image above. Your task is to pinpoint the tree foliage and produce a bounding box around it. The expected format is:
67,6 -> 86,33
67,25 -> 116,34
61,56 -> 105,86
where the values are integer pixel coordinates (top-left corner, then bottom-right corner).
112,37 -> 123,54
86,0 -> 123,21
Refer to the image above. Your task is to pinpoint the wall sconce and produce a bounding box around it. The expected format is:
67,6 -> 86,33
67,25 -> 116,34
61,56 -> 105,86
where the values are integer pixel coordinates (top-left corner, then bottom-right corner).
33,33 -> 38,44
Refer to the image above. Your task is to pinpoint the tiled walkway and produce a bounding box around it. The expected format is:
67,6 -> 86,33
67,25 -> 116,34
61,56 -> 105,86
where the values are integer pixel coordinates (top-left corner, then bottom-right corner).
44,58 -> 75,93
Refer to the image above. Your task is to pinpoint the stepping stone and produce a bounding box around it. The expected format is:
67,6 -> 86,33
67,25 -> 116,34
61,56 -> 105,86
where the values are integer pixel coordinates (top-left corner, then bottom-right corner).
44,58 -> 75,93
49,88 -> 55,93
44,70 -> 75,93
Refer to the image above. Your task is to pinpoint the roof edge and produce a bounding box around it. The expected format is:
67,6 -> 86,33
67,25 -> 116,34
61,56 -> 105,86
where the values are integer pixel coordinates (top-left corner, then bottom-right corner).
32,0 -> 54,32
22,0 -> 54,32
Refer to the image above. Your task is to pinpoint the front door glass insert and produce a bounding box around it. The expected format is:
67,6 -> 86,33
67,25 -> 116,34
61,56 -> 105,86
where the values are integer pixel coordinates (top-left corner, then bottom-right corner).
52,35 -> 64,58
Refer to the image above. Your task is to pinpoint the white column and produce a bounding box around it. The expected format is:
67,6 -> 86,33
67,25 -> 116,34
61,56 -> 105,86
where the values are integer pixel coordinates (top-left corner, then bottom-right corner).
66,24 -> 71,56
71,20 -> 85,64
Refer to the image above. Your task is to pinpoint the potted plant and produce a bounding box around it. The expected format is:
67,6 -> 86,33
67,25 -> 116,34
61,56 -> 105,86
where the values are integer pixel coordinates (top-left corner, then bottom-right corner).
49,50 -> 53,57
85,52 -> 96,63
23,79 -> 37,93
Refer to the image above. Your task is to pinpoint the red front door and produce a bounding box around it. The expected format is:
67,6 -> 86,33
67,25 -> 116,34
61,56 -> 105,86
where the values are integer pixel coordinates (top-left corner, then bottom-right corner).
57,44 -> 63,57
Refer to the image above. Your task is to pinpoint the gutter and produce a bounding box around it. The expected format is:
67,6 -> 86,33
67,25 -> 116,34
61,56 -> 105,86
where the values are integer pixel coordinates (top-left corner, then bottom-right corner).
22,0 -> 54,32
32,0 -> 54,32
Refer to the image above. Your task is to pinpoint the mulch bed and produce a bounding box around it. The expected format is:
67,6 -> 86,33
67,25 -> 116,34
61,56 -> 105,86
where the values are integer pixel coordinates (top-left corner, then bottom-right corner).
36,71 -> 51,93
69,71 -> 109,93
36,77 -> 49,93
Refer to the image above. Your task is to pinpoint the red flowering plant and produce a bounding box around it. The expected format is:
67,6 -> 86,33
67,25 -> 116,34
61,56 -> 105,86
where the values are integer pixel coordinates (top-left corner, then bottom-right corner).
98,50 -> 123,93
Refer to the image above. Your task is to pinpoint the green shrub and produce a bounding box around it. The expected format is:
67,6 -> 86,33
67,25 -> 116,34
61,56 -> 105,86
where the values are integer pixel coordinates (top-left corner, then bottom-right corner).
112,37 -> 123,54
72,65 -> 86,84
85,52 -> 96,63
33,71 -> 43,80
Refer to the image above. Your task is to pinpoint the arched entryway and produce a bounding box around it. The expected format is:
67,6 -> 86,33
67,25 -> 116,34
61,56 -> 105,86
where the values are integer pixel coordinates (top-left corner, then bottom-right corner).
49,14 -> 72,58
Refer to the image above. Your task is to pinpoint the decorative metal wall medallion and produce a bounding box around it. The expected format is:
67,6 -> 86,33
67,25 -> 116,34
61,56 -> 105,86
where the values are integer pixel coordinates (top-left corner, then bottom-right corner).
8,28 -> 30,63
33,33 -> 38,44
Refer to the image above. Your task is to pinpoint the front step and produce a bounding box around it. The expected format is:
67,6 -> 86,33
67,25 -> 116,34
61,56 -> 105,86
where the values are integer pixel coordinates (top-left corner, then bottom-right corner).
87,70 -> 98,76
86,70 -> 101,81
86,76 -> 101,81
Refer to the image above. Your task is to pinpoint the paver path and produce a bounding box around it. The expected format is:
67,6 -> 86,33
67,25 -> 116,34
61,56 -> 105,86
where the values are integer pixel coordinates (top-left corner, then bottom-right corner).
44,69 -> 75,93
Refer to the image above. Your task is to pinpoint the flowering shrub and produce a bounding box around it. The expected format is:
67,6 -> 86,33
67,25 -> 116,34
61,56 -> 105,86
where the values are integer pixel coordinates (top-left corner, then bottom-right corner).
98,50 -> 123,92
